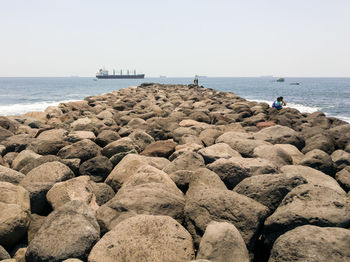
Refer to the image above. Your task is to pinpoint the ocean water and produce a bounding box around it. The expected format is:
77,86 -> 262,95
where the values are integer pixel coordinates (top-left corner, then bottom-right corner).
0,77 -> 349,123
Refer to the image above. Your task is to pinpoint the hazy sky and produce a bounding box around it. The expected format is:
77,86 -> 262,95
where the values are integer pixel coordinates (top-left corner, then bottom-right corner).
1,0 -> 349,77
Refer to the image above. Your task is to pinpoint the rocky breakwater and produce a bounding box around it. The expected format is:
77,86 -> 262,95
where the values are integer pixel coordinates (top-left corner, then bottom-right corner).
0,83 -> 349,262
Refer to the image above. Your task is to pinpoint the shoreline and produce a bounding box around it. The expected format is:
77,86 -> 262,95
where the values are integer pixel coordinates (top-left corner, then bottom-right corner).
0,83 -> 349,261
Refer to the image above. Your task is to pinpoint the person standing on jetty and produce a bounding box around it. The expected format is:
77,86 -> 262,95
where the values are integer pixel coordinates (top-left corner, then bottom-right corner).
272,96 -> 287,110
194,77 -> 199,86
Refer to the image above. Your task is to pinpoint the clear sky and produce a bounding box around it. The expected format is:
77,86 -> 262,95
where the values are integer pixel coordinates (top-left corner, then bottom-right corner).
1,0 -> 349,77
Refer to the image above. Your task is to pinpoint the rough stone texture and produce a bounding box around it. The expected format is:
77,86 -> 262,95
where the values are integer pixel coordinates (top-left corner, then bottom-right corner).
26,201 -> 100,262
299,149 -> 336,176
12,150 -> 41,171
105,153 -> 170,192
336,167 -> 350,192
198,143 -> 241,164
141,139 -> 177,158
47,176 -> 99,211
253,125 -> 305,150
263,184 -> 350,247
0,165 -> 25,185
101,137 -> 136,158
216,133 -> 270,157
57,139 -> 101,162
281,165 -> 346,194
274,144 -> 304,165
36,128 -> 68,141
199,128 -> 223,147
66,131 -> 96,143
13,247 -> 27,262
90,182 -> 115,206
163,151 -> 206,174
184,189 -> 269,252
19,155 -> 62,175
88,215 -> 195,262
20,161 -> 74,214
253,144 -> 293,167
97,165 -> 185,233
196,221 -> 249,262
128,130 -> 155,152
233,173 -> 307,213
0,182 -> 31,249
1,134 -> 34,153
329,124 -> 350,150
302,133 -> 335,154
268,225 -> 350,262
27,214 -> 45,243
207,157 -> 279,190
331,149 -> 350,171
95,130 -> 121,147
27,139 -> 68,155
0,245 -> 11,260
78,156 -> 113,182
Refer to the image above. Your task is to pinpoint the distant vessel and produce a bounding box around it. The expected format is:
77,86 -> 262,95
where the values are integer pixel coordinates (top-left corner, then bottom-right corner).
195,75 -> 207,78
96,68 -> 144,79
276,78 -> 285,82
290,82 -> 300,85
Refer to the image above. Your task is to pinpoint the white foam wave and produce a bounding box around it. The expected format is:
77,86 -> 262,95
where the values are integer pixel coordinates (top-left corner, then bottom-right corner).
249,98 -> 320,113
0,100 -> 77,116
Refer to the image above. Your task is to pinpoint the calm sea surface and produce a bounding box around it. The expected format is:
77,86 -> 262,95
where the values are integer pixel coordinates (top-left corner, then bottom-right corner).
0,77 -> 349,123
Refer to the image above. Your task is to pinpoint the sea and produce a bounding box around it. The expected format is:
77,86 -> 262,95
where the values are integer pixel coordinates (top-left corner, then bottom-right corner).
0,77 -> 349,123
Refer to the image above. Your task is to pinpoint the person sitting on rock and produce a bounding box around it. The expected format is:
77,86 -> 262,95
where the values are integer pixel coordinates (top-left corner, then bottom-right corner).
272,96 -> 286,110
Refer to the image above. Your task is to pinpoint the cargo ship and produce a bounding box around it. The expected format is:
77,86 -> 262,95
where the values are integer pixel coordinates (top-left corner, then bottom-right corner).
96,68 -> 145,79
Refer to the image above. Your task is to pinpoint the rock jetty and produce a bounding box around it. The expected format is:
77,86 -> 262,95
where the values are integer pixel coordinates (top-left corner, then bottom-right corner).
0,83 -> 349,262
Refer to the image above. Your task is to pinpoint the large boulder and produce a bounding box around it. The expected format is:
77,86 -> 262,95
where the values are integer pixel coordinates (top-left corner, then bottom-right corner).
65,131 -> 96,143
299,149 -> 336,176
0,127 -> 13,143
335,167 -> 350,192
274,144 -> 304,165
78,156 -> 113,182
128,130 -> 155,152
26,201 -> 100,262
97,165 -> 185,233
36,128 -> 68,141
105,154 -> 170,192
207,157 -> 279,190
101,137 -> 136,158
196,221 -> 249,262
301,133 -> 335,154
95,130 -> 121,147
58,139 -> 101,162
199,128 -> 223,147
253,125 -> 305,150
263,184 -> 350,247
1,134 -> 34,153
233,173 -> 307,213
268,225 -> 350,262
0,245 -> 10,260
28,139 -> 68,155
253,144 -> 293,167
329,124 -> 350,150
198,143 -> 241,164
331,150 -> 350,171
141,139 -> 177,158
216,133 -> 270,157
12,150 -> 41,171
20,161 -> 74,214
184,189 -> 269,252
0,182 -> 31,249
0,165 -> 25,185
163,151 -> 205,174
46,176 -> 99,211
88,215 -> 195,262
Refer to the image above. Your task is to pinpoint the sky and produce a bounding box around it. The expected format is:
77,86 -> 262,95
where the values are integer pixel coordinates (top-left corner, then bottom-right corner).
1,0 -> 350,77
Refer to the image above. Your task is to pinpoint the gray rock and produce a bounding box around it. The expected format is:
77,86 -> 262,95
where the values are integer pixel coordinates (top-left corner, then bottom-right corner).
335,167 -> 350,192
128,130 -> 155,152
331,150 -> 350,171
79,156 -> 113,182
253,125 -> 305,150
27,139 -> 68,155
199,128 -> 223,147
268,225 -> 350,262
329,124 -> 350,150
253,144 -> 293,167
26,201 -> 100,262
299,149 -> 336,176
12,150 -> 41,171
196,221 -> 249,262
263,184 -> 350,247
20,161 -> 74,214
184,189 -> 269,252
198,143 -> 241,164
1,134 -> 34,153
163,151 -> 205,174
233,173 -> 307,213
95,130 -> 121,147
0,165 -> 25,185
88,215 -> 195,262
101,137 -> 136,158
58,139 -> 101,162
207,157 -> 278,190
90,182 -> 115,206
301,133 -> 335,154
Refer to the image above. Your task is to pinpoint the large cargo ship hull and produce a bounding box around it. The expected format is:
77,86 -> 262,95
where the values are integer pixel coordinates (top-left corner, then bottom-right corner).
96,74 -> 145,79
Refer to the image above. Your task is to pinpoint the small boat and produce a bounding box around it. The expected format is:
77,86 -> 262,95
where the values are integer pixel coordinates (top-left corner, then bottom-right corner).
276,78 -> 285,82
290,82 -> 300,85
